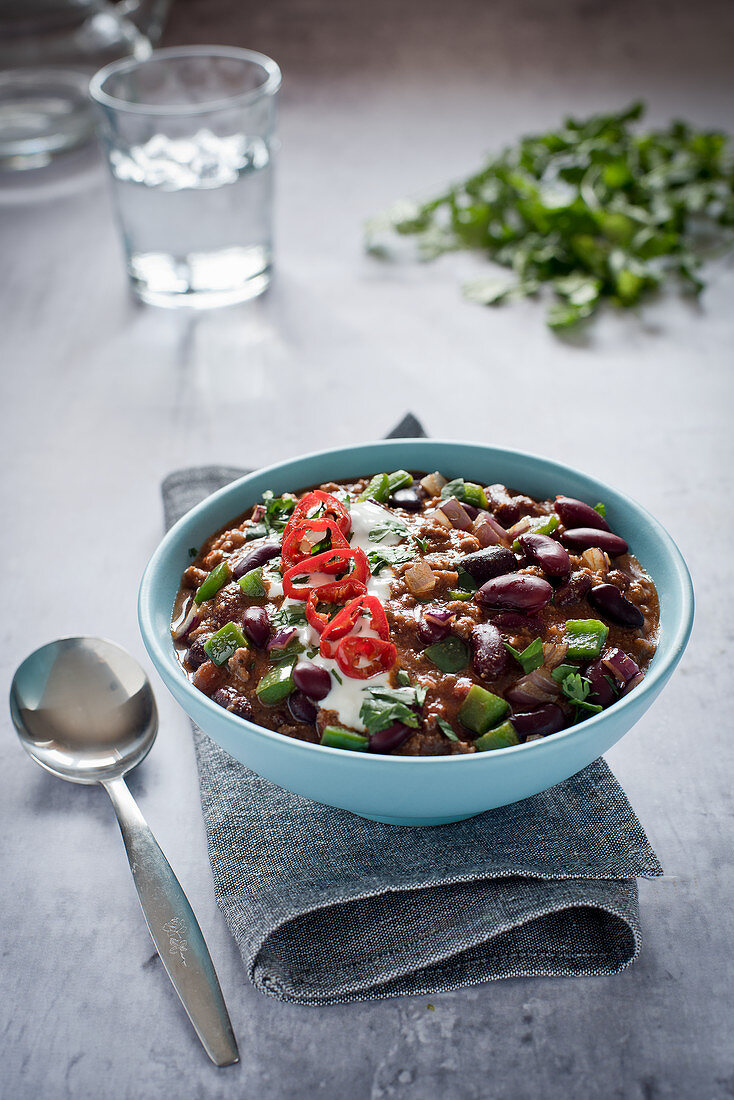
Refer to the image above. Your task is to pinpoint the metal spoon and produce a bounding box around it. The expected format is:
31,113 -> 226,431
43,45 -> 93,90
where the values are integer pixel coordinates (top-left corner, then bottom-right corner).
9,636 -> 239,1067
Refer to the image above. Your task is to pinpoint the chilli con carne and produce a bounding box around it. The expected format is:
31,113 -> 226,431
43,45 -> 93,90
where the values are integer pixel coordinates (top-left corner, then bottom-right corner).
172,473 -> 659,755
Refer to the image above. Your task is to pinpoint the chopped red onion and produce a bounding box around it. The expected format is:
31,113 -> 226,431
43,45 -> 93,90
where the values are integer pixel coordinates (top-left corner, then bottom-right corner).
506,668 -> 559,708
621,671 -> 645,695
474,519 -> 501,547
438,497 -> 473,531
171,600 -> 200,641
475,512 -> 510,547
602,648 -> 641,684
424,607 -> 455,627
506,516 -> 533,539
251,504 -> 266,522
542,641 -> 569,669
267,627 -> 298,652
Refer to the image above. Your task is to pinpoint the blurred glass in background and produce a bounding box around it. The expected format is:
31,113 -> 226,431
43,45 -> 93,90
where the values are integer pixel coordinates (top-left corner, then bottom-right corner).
90,47 -> 281,309
0,0 -> 170,169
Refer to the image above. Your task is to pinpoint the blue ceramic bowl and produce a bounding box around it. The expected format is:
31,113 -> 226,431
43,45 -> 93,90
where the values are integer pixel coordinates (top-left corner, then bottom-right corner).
139,440 -> 693,825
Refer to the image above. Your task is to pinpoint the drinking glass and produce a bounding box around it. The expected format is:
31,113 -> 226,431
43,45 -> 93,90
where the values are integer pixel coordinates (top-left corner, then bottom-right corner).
0,1 -> 170,170
90,46 -> 281,308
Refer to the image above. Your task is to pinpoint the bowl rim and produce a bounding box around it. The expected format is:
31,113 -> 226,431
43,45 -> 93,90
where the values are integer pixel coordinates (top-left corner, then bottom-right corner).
139,438 -> 694,765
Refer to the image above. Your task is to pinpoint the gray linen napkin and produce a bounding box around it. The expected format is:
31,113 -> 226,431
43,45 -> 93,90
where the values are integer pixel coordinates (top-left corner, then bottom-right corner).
161,414 -> 662,1005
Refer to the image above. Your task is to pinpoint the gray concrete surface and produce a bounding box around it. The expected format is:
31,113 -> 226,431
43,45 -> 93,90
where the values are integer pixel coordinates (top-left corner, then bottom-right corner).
1,1 -> 733,1097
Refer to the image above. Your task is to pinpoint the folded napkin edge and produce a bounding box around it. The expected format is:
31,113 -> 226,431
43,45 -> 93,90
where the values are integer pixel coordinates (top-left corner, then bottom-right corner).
240,879 -> 640,1005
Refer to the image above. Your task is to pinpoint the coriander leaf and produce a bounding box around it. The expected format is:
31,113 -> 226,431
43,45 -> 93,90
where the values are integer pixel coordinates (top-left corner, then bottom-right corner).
436,717 -> 460,742
561,672 -> 603,718
551,663 -> 578,683
593,502 -> 607,517
396,669 -> 411,687
462,277 -> 515,306
367,102 -> 734,330
268,642 -> 305,665
455,565 -> 478,593
261,490 -> 296,533
368,517 -> 410,543
188,547 -> 198,560
245,523 -> 268,541
367,545 -> 417,575
359,684 -> 425,736
271,603 -> 307,629
441,478 -> 465,499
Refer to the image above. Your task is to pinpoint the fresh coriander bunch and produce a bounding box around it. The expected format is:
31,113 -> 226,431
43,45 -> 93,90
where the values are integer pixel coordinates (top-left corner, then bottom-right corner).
365,102 -> 734,329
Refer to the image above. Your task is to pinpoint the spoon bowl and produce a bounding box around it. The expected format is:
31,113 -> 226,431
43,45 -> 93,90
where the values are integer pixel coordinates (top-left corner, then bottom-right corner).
10,636 -> 157,784
9,635 -> 238,1067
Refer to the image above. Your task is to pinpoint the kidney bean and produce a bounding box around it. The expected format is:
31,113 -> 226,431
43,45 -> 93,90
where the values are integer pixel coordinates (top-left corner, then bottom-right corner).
459,545 -> 517,585
293,661 -> 332,700
232,541 -> 281,579
212,687 -> 253,720
471,623 -> 509,680
389,486 -> 424,512
477,574 -> 554,614
554,496 -> 610,532
554,570 -> 592,607
589,583 -> 644,628
517,532 -> 571,577
186,636 -> 210,670
242,605 -> 271,648
510,704 -> 565,740
369,722 -> 413,753
584,661 -> 617,707
491,611 -> 544,635
288,690 -> 318,724
561,528 -> 629,556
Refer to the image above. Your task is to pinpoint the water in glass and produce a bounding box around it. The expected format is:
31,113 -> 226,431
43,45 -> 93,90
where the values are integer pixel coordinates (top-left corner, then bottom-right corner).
109,128 -> 272,307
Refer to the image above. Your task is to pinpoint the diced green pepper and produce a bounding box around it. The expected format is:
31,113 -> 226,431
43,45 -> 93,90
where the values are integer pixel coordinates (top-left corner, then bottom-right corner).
256,662 -> 296,705
194,561 -> 231,604
474,720 -> 520,751
565,619 -> 610,660
462,482 -> 489,509
320,726 -> 370,751
424,636 -> 469,673
358,472 -> 390,502
204,622 -> 248,666
238,567 -> 266,598
387,469 -> 413,493
440,478 -> 488,509
512,514 -> 560,551
534,514 -> 559,536
458,684 -> 510,735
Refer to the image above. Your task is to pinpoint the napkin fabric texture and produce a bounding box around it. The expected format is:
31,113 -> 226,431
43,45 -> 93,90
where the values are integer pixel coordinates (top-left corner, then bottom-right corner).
162,414 -> 662,1005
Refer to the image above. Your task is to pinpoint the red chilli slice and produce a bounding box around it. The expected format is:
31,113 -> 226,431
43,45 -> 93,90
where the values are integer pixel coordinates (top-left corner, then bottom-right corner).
320,594 -> 390,659
281,517 -> 349,570
305,579 -> 368,634
283,490 -> 351,541
335,636 -> 398,679
282,547 -> 370,601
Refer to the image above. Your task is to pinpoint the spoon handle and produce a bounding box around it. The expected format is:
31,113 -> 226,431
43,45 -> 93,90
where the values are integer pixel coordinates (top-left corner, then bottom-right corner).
102,775 -> 239,1067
